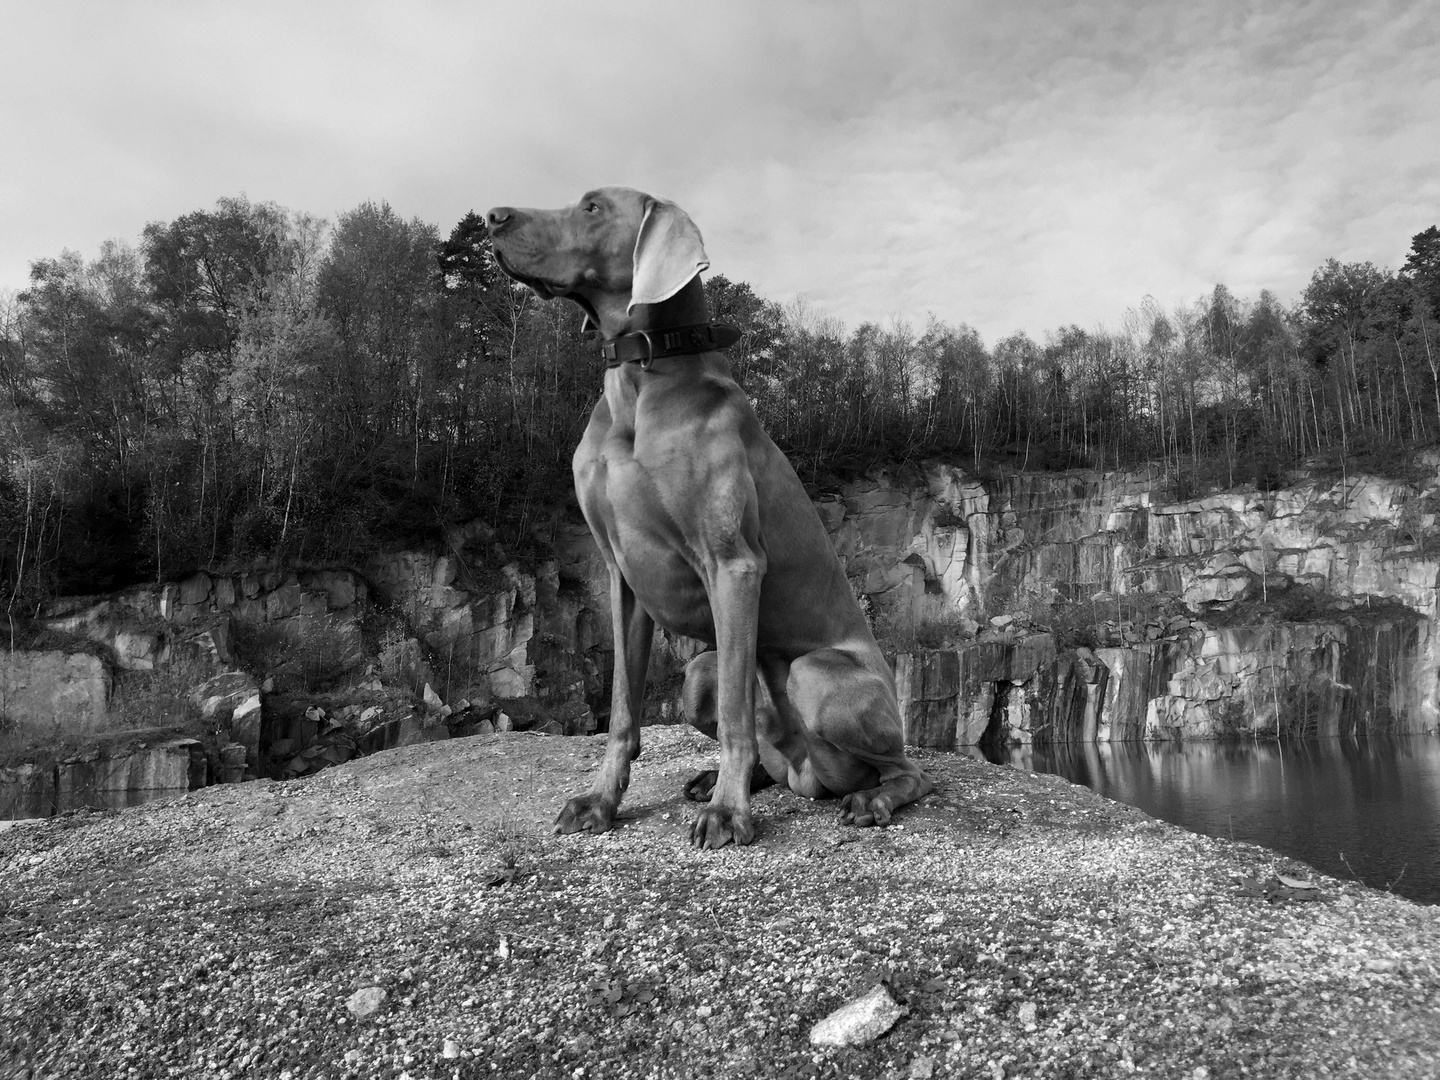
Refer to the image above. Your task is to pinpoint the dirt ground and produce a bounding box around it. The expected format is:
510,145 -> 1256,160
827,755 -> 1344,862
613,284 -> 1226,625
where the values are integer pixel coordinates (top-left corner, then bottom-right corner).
3,726 -> 1438,1078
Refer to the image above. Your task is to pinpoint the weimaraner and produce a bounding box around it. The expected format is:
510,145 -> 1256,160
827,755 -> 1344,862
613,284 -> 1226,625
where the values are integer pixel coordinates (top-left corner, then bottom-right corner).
486,187 -> 932,848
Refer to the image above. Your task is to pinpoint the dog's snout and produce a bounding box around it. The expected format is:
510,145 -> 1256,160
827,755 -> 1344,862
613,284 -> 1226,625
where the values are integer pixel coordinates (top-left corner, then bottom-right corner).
485,207 -> 515,233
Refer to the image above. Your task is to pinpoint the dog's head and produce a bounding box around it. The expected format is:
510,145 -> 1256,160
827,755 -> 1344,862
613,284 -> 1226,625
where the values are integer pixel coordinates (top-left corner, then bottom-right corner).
485,186 -> 709,332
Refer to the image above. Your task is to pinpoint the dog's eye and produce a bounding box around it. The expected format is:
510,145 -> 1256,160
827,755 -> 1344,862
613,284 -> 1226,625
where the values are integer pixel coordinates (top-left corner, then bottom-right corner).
585,202 -> 600,214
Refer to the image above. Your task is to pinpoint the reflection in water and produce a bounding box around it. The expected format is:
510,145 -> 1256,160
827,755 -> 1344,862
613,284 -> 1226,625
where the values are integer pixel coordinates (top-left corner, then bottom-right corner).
996,737 -> 1440,906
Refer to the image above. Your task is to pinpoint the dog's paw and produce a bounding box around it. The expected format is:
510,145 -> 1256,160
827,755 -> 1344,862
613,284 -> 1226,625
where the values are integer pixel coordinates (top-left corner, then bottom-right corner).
685,764 -> 776,802
554,793 -> 617,836
683,770 -> 719,802
689,801 -> 755,850
838,790 -> 894,828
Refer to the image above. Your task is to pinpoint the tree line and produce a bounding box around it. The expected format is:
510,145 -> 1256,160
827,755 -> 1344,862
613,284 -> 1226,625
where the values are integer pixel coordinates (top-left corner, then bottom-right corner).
2,194 -> 1438,610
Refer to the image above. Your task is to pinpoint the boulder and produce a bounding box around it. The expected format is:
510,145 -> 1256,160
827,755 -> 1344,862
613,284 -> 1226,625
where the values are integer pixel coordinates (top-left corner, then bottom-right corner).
217,743 -> 249,783
176,617 -> 235,668
0,650 -> 110,728
177,572 -> 212,606
303,569 -> 361,611
191,671 -> 261,724
110,630 -> 164,671
264,580 -> 304,621
190,671 -> 262,767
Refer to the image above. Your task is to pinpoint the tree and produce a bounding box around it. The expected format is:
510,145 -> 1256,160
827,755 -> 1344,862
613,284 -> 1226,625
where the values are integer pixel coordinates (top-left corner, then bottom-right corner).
0,289 -> 29,409
916,317 -> 988,459
143,196 -> 289,380
703,274 -> 784,388
317,201 -> 440,442
10,193 -> 1440,610
1402,226 -> 1440,315
1400,227 -> 1440,434
435,211 -> 507,448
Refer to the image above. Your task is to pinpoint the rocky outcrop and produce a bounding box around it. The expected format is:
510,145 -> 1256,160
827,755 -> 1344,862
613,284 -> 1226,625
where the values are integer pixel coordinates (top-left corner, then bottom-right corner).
894,634 -> 1058,749
191,671 -> 264,774
894,610 -> 1423,749
3,531 -> 604,818
364,519 -> 597,735
821,461 -> 1438,630
0,650 -> 110,727
837,459 -> 1440,745
37,567 -> 370,670
6,454 -> 1437,824
410,458 -> 1439,748
368,550 -> 539,701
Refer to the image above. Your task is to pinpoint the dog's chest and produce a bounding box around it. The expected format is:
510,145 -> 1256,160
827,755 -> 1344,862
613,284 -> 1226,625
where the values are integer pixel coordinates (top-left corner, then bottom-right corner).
575,427 -> 717,640
581,447 -> 695,564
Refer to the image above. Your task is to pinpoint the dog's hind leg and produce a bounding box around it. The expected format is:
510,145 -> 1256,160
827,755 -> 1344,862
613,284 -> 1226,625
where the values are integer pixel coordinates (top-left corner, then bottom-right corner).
785,647 -> 932,826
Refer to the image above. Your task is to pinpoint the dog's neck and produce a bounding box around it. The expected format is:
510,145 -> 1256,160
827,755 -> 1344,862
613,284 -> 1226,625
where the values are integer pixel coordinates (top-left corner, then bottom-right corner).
588,277 -> 710,340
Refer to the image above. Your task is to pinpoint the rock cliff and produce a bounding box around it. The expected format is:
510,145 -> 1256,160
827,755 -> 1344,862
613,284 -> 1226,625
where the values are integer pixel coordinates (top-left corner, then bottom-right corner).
4,455 -> 1437,817
825,459 -> 1439,746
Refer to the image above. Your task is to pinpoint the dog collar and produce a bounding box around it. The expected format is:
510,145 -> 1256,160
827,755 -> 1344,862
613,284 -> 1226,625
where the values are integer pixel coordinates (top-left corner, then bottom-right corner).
600,322 -> 742,369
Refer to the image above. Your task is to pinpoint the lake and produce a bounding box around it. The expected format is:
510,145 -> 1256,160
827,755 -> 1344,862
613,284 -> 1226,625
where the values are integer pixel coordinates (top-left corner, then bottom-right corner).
990,736 -> 1440,906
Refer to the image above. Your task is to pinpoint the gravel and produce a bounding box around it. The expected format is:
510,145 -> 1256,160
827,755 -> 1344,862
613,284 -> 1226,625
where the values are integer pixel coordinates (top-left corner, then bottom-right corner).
2,726 -> 1438,1078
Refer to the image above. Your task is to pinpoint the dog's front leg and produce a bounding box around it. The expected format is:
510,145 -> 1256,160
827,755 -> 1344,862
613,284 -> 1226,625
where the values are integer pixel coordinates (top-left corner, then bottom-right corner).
690,553 -> 764,849
555,569 -> 652,835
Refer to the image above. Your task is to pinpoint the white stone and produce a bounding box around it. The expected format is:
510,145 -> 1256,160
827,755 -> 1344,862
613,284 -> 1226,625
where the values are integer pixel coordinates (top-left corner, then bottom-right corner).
809,983 -> 906,1047
345,986 -> 386,1019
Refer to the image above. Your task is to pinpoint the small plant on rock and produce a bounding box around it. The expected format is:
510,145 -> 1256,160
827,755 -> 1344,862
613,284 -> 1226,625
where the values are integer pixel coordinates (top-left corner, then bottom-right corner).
108,653 -> 214,730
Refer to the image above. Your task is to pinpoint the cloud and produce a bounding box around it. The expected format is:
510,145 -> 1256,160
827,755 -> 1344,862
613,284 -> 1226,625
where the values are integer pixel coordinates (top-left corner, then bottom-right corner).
2,0 -> 1437,344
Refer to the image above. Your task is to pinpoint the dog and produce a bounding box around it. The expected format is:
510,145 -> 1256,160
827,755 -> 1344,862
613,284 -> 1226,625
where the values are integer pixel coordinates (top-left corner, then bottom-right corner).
486,187 -> 931,848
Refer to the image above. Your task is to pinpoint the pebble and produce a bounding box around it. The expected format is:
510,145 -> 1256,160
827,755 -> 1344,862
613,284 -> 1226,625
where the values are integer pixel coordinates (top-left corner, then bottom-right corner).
345,986 -> 386,1019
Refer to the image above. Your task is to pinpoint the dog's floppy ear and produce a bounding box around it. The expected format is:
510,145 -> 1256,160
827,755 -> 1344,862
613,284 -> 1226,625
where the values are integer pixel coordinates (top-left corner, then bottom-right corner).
629,199 -> 709,311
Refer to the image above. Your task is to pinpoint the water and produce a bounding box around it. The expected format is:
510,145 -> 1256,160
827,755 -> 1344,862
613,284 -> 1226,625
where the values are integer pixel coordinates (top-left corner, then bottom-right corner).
992,736 -> 1440,906
0,775 -> 191,819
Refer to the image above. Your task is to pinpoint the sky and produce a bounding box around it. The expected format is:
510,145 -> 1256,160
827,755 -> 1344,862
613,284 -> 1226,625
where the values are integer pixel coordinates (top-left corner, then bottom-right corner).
2,0 -> 1438,343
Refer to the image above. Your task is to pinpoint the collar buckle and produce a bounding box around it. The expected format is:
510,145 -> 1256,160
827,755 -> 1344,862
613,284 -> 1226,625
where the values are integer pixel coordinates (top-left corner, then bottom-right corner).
600,321 -> 741,370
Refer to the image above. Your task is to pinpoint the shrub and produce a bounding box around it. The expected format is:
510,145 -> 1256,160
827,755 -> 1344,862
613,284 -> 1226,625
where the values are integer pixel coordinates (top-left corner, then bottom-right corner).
231,619 -> 359,693
872,593 -> 975,651
108,654 -> 213,731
